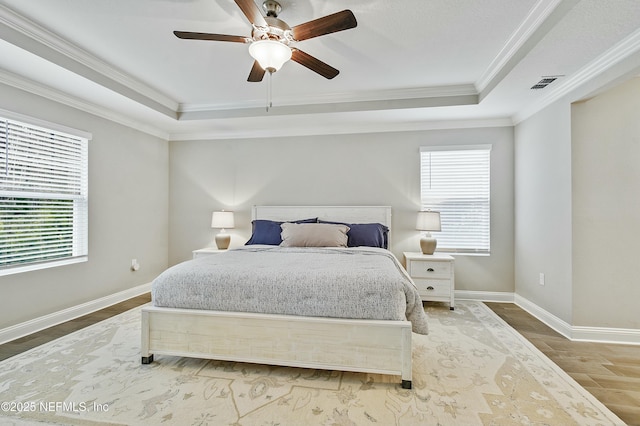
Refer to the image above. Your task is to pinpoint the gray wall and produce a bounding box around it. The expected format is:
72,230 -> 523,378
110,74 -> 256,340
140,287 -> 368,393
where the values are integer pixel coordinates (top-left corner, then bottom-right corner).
169,127 -> 515,294
514,76 -> 640,329
3,59 -> 638,334
514,101 -> 574,324
571,77 -> 640,329
0,83 -> 169,329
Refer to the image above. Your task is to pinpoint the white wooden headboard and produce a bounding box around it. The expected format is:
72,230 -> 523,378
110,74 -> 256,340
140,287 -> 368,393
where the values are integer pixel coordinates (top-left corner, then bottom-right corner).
252,205 -> 392,230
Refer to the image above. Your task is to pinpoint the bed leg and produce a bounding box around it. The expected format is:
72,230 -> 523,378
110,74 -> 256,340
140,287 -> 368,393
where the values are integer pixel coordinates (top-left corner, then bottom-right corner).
401,327 -> 412,390
141,309 -> 153,365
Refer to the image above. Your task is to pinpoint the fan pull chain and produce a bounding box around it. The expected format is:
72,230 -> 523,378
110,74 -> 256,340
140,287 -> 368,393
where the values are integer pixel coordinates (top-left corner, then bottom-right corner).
266,71 -> 273,112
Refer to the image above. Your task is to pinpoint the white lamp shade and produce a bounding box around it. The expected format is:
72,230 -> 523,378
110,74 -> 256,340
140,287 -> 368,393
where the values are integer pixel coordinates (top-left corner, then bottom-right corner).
211,211 -> 235,229
416,210 -> 441,231
248,40 -> 292,72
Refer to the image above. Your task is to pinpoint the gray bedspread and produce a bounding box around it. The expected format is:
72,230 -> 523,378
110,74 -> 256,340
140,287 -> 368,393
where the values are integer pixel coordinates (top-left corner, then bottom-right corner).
152,246 -> 429,334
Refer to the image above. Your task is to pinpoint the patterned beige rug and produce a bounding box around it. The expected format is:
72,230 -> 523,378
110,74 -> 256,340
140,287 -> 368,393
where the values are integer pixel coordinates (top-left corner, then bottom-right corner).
0,301 -> 623,425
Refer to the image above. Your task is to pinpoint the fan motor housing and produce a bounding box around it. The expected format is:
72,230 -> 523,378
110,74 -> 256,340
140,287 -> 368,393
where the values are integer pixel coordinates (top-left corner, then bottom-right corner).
252,16 -> 292,44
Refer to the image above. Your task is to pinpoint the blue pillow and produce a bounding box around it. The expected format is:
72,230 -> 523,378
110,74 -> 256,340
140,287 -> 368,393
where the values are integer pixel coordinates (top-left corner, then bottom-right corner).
245,218 -> 317,245
319,220 -> 389,249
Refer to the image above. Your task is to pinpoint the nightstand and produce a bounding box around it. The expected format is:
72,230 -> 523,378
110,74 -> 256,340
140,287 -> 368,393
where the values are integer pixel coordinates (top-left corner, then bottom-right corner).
192,247 -> 226,259
403,252 -> 455,310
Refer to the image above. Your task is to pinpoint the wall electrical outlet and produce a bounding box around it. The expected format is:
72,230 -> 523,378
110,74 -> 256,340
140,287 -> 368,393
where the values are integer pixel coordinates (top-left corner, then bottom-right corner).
131,259 -> 140,272
539,272 -> 545,286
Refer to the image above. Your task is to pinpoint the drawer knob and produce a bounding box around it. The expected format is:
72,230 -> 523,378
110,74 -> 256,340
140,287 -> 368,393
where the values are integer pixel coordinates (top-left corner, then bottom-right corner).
427,286 -> 434,291
427,268 -> 435,272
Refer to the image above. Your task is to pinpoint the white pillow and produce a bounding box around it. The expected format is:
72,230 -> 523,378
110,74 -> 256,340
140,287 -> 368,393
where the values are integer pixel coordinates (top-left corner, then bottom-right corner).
280,222 -> 350,247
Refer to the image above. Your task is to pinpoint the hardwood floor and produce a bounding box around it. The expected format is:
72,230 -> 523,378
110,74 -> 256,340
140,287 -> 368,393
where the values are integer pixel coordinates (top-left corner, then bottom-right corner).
0,296 -> 637,425
486,302 -> 640,426
0,293 -> 151,362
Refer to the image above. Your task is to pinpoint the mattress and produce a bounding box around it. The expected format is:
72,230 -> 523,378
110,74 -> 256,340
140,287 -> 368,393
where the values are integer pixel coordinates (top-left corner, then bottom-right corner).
152,246 -> 429,334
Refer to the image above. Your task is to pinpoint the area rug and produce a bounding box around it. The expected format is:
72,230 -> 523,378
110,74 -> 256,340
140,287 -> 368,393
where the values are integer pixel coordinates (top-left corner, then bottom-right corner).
0,301 -> 623,426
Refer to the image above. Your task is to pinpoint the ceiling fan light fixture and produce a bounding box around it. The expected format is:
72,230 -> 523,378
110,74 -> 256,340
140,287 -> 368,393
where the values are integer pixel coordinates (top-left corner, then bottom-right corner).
249,39 -> 291,73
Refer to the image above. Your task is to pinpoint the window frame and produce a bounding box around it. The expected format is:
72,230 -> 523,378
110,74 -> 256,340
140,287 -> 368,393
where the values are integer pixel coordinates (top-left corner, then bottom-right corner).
419,144 -> 491,255
0,110 -> 90,276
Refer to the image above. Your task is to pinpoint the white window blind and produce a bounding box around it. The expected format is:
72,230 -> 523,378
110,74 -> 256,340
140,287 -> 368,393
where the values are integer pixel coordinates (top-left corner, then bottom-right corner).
420,145 -> 491,254
0,117 -> 88,275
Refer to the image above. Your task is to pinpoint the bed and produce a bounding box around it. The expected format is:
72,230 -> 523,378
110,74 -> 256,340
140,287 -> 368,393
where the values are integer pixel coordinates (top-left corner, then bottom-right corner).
141,206 -> 427,389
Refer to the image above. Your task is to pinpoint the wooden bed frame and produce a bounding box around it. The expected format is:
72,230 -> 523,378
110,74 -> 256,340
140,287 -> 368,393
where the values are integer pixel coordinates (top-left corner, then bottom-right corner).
141,205 -> 413,389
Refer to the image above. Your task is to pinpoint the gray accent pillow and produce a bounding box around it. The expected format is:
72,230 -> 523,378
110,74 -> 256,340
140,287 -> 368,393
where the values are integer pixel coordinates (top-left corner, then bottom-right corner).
280,223 -> 350,247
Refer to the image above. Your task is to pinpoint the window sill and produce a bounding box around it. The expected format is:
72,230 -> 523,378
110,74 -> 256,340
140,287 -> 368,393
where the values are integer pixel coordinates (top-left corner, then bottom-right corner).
0,256 -> 88,277
436,251 -> 490,257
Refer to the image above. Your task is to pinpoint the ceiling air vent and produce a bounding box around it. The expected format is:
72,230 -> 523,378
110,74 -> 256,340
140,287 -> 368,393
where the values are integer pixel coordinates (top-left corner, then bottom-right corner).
531,76 -> 562,90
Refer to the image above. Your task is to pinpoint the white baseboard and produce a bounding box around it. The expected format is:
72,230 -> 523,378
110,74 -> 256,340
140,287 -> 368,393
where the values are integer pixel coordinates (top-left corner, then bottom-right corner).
513,294 -> 573,339
571,325 -> 640,345
0,283 -> 151,345
456,290 -> 514,303
456,291 -> 640,345
514,294 -> 640,345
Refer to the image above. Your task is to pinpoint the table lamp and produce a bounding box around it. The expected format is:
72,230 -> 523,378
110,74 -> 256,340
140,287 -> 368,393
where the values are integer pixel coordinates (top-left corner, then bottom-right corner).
416,210 -> 441,255
211,210 -> 235,250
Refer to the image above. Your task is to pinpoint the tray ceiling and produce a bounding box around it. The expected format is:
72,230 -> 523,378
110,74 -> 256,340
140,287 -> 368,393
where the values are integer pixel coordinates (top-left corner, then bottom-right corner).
1,0 -> 639,139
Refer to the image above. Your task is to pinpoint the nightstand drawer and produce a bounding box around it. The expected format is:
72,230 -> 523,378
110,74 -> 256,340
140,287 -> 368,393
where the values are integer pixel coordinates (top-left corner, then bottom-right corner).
408,260 -> 451,278
403,252 -> 455,309
413,279 -> 451,297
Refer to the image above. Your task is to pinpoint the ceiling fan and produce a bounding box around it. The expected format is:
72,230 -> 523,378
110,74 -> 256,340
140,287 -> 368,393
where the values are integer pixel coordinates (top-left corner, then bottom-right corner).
174,0 -> 357,82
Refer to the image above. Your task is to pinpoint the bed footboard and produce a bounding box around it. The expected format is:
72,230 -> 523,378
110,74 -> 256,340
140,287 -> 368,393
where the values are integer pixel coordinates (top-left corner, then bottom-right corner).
141,306 -> 412,389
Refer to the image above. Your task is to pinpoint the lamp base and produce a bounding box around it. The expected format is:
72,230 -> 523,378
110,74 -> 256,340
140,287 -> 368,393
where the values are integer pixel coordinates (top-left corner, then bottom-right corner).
215,233 -> 230,250
420,235 -> 437,255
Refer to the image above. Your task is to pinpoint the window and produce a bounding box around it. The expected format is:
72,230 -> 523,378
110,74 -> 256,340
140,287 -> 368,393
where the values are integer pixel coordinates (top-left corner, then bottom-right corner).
420,145 -> 491,254
0,115 -> 89,276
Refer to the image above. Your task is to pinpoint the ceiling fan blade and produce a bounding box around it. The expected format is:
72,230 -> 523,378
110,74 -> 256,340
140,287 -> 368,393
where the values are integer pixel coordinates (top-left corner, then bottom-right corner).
174,31 -> 250,43
291,10 -> 357,41
234,0 -> 268,27
247,60 -> 266,82
291,49 -> 339,79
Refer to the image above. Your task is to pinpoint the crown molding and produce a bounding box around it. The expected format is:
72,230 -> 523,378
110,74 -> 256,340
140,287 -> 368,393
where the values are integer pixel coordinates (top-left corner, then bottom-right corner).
0,106 -> 92,140
1,65 -> 508,142
178,84 -> 478,113
0,4 -> 178,113
477,0 -> 566,93
169,117 -> 512,141
1,64 -> 507,142
513,27 -> 640,124
478,0 -> 581,104
0,69 -> 169,140
178,90 -> 479,121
